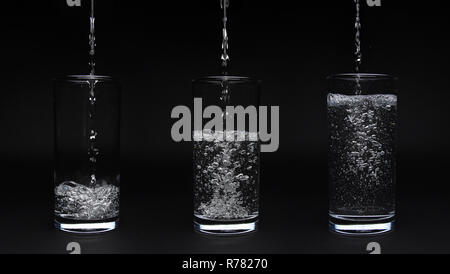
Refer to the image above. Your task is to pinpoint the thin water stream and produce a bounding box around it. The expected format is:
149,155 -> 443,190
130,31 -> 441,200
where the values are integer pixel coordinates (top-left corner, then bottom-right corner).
354,0 -> 362,94
87,0 -> 98,186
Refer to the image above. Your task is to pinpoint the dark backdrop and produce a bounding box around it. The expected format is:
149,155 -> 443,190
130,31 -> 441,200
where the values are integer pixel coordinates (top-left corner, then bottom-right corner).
0,0 -> 449,254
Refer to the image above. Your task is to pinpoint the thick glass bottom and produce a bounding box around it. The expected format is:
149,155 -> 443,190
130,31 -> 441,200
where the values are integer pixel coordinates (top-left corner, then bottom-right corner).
329,213 -> 394,236
194,216 -> 258,235
55,217 -> 118,234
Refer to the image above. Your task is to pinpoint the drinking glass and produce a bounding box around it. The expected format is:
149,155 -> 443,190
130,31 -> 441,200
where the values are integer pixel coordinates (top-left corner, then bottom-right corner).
54,75 -> 121,233
192,76 -> 260,235
327,73 -> 397,235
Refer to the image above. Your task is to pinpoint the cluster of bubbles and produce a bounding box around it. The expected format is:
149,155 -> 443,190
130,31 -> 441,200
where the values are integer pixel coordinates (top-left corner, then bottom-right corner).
194,130 -> 259,220
55,180 -> 119,220
328,94 -> 397,215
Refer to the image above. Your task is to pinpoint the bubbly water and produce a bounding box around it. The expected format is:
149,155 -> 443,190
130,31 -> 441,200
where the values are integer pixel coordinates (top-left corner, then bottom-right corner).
55,181 -> 119,220
194,130 -> 259,221
328,94 -> 397,217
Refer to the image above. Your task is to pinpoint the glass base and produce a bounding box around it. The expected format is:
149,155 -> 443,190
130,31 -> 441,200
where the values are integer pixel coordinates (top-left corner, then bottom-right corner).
194,216 -> 258,235
329,214 -> 394,236
55,218 -> 118,234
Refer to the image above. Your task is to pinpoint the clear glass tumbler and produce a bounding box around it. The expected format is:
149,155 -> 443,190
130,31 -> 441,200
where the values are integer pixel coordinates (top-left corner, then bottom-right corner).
327,73 -> 397,235
54,75 -> 121,233
193,76 -> 260,235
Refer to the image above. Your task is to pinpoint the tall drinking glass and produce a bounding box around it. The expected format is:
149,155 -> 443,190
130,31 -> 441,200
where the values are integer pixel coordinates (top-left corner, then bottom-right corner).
192,76 -> 260,235
327,73 -> 397,235
54,75 -> 121,233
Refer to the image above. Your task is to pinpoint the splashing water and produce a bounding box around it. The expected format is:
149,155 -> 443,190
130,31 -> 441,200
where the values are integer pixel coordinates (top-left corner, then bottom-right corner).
55,181 -> 119,220
354,0 -> 362,94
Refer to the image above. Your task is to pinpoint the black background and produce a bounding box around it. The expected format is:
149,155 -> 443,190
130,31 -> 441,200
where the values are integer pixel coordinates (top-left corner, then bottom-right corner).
0,0 -> 449,254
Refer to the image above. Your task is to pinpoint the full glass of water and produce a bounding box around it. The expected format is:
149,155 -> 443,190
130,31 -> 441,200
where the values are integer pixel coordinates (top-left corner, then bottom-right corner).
54,75 -> 121,233
327,73 -> 397,235
192,76 -> 260,235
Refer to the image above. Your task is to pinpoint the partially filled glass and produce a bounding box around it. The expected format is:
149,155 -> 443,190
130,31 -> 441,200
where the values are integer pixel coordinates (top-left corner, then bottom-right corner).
327,73 -> 397,235
193,76 -> 260,235
54,75 -> 121,233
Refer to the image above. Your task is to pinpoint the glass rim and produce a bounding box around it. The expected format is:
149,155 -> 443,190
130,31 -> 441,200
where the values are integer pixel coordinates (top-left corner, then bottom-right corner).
54,75 -> 118,83
327,73 -> 397,81
193,75 -> 259,84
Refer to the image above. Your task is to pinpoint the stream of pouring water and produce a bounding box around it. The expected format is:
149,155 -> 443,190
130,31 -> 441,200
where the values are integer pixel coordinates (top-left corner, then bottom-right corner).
220,0 -> 230,73
88,0 -> 98,186
354,0 -> 362,95
89,0 -> 96,75
220,0 -> 230,109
